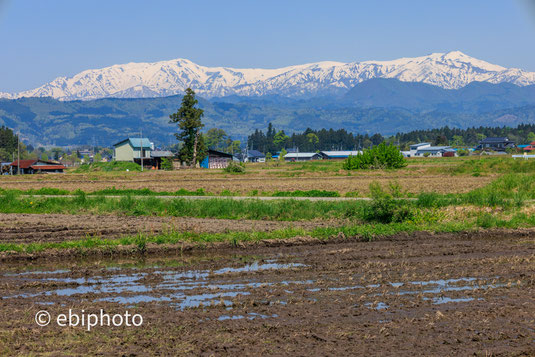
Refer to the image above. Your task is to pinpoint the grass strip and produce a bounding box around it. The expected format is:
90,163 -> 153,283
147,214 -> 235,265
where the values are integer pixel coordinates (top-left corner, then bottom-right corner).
0,187 -> 342,198
0,192 -> 367,221
0,221 -> 469,254
3,213 -> 535,255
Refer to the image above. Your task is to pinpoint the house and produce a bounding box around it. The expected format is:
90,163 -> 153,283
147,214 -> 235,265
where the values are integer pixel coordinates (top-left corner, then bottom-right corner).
319,151 -> 362,160
413,146 -> 456,157
78,150 -> 92,160
200,149 -> 234,169
246,149 -> 266,163
523,141 -> 535,152
10,159 -> 65,174
150,150 -> 174,169
476,137 -> 516,152
409,143 -> 431,157
284,152 -> 322,161
113,138 -> 153,163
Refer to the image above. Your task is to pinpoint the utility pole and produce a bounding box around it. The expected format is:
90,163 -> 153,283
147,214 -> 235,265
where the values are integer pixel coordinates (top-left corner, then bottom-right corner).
17,131 -> 20,175
140,130 -> 143,172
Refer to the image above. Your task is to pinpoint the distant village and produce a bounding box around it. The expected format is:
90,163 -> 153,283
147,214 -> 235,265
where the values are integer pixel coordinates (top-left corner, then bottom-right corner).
2,133 -> 535,175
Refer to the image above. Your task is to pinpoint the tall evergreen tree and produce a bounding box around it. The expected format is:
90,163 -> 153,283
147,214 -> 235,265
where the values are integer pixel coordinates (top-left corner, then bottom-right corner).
0,126 -> 19,161
169,88 -> 206,166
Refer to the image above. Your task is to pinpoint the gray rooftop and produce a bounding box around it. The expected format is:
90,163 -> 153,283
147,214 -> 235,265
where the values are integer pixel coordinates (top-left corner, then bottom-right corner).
284,152 -> 320,158
151,151 -> 174,158
416,146 -> 452,152
320,151 -> 362,157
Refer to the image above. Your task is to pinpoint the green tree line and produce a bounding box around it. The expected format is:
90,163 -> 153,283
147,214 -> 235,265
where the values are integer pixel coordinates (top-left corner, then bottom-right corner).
247,123 -> 535,153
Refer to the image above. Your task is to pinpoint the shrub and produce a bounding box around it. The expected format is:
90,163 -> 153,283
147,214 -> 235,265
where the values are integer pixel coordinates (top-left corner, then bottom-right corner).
343,142 -> 407,170
362,183 -> 414,223
457,148 -> 470,156
279,149 -> 287,162
160,158 -> 174,171
223,161 -> 246,173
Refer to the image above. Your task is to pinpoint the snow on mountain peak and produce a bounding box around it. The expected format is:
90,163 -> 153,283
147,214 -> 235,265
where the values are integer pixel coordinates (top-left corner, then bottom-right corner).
1,52 -> 534,100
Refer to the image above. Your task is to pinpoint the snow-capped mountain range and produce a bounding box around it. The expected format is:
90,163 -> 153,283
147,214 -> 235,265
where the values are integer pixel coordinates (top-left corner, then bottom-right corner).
2,51 -> 535,101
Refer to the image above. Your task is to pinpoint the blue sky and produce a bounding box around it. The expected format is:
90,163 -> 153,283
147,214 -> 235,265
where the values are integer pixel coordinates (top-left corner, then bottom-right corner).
1,0 -> 534,92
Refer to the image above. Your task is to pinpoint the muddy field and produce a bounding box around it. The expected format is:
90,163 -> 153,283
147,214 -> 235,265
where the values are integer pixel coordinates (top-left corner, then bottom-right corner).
1,230 -> 534,355
0,169 -> 495,195
0,213 -> 343,244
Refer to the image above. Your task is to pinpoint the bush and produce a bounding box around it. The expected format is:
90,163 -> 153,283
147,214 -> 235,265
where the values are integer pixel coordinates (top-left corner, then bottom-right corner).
362,183 -> 414,223
343,142 -> 407,170
457,148 -> 470,156
223,161 -> 245,173
160,158 -> 174,171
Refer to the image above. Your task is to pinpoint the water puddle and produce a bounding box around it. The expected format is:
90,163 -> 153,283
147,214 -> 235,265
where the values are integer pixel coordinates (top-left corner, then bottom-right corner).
1,254 -> 516,322
217,312 -> 278,321
2,258 -> 310,314
365,302 -> 389,311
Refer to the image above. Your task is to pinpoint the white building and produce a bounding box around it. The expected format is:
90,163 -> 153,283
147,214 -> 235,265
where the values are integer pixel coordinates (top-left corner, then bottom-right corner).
319,151 -> 362,159
409,143 -> 431,157
284,152 -> 322,161
413,146 -> 456,157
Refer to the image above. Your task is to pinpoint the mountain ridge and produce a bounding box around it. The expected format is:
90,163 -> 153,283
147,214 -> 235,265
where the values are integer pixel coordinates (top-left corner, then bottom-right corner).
2,51 -> 535,101
2,78 -> 535,146
343,78 -> 535,110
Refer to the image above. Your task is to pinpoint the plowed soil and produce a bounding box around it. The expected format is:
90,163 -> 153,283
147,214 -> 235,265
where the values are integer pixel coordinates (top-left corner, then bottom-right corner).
0,170 -> 494,195
1,230 -> 534,355
0,213 -> 342,244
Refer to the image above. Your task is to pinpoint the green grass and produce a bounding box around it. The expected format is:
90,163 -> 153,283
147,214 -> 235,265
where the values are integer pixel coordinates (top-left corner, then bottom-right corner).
0,221 -> 469,254
414,173 -> 535,209
429,156 -> 535,176
0,192 -> 368,220
1,173 -> 534,220
3,212 -> 535,254
90,187 -> 209,196
271,190 -> 340,197
74,161 -> 142,172
2,169 -> 535,255
1,187 -> 344,198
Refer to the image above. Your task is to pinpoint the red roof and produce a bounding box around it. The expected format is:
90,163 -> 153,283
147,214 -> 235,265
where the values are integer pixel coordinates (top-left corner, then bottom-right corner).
11,160 -> 65,170
30,165 -> 65,170
10,159 -> 37,168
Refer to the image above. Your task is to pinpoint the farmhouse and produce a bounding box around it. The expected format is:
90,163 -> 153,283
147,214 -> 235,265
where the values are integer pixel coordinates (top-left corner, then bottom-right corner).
10,159 -> 65,174
246,149 -> 266,163
284,152 -> 322,161
200,149 -> 234,169
413,146 -> 456,157
113,138 -> 153,162
150,150 -> 174,169
319,151 -> 362,160
476,137 -> 516,152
